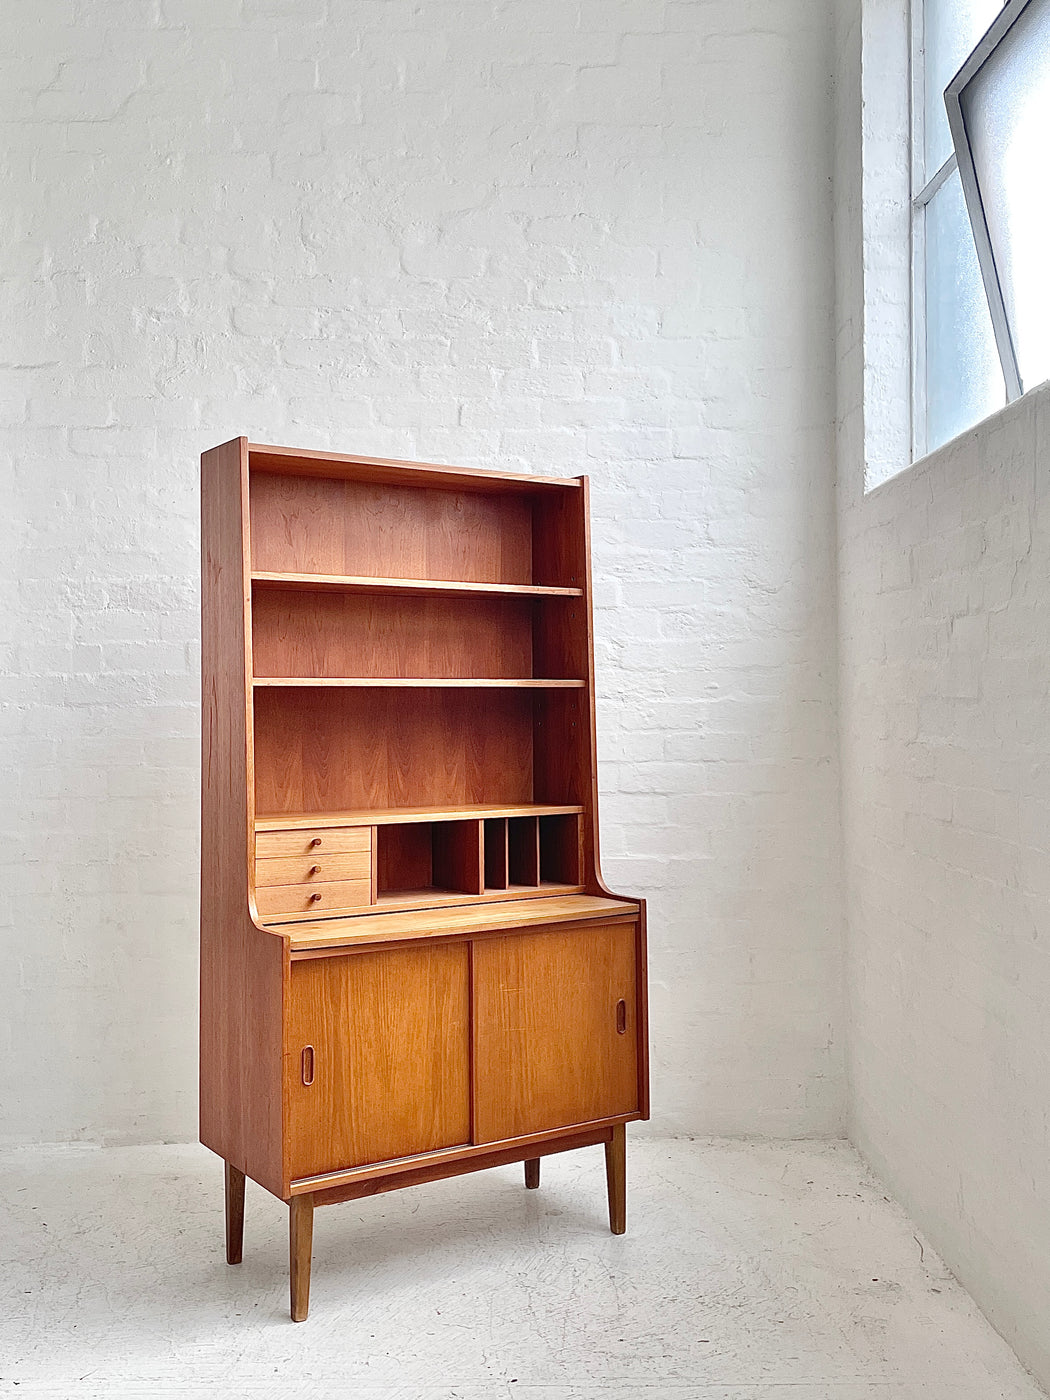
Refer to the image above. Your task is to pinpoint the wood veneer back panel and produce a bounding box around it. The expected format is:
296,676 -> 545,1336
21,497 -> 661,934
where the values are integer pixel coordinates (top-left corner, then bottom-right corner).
253,688 -> 535,813
251,590 -> 534,679
249,473 -> 534,584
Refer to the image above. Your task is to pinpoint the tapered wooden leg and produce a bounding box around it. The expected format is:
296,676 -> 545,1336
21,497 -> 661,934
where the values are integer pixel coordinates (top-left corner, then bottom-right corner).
289,1195 -> 315,1322
605,1124 -> 626,1235
225,1162 -> 245,1265
524,1157 -> 540,1189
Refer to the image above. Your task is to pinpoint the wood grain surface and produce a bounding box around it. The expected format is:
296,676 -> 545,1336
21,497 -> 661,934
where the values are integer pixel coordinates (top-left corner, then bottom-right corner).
199,437 -> 287,1198
251,589 -> 536,680
253,687 -> 536,814
255,803 -> 583,829
252,571 -> 582,598
248,442 -> 580,494
472,922 -> 640,1143
285,944 -> 471,1179
281,896 -> 638,953
250,472 -> 535,583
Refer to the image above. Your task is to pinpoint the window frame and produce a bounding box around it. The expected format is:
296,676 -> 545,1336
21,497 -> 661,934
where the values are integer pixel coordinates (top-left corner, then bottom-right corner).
944,0 -> 1032,402
909,0 -> 969,460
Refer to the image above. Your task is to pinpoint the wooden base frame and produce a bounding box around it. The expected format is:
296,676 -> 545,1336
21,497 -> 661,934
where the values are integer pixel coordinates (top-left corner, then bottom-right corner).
223,1124 -> 631,1321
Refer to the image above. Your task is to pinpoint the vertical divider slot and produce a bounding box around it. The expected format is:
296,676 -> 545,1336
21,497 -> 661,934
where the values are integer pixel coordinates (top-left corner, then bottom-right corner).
507,816 -> 541,887
484,819 -> 509,891
432,820 -> 484,896
539,813 -> 582,885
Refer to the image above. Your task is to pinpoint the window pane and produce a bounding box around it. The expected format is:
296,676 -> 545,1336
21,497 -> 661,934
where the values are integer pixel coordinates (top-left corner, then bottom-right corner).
924,0 -> 1004,177
925,170 -> 1005,452
962,0 -> 1050,392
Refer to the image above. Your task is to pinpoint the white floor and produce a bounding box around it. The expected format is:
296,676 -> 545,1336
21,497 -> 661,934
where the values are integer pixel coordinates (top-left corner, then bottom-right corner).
0,1138 -> 1044,1400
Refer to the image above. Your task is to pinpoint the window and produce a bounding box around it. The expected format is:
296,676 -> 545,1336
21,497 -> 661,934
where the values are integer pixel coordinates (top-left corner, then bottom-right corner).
947,0 -> 1050,399
912,0 -> 1007,456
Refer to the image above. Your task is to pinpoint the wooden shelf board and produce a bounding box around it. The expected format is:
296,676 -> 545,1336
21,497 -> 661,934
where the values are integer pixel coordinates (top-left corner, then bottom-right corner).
272,894 -> 639,952
252,677 -> 585,688
373,882 -> 584,913
248,442 -> 581,494
251,571 -> 582,599
256,803 -> 584,831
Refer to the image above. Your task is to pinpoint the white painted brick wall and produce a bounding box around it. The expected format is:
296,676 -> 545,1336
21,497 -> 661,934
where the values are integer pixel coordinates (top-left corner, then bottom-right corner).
1,0 -> 842,1143
838,384 -> 1050,1392
836,0 -> 1050,1378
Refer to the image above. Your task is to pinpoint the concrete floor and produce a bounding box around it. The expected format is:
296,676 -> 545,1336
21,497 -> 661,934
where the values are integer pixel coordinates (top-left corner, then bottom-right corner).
0,1138 -> 1044,1400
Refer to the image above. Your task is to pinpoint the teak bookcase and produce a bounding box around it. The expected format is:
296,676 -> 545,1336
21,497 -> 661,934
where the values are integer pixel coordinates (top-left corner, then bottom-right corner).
200,437 -> 649,1320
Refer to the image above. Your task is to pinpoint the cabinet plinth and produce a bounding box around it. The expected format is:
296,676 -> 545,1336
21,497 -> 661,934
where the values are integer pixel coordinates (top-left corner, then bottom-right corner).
200,438 -> 649,1321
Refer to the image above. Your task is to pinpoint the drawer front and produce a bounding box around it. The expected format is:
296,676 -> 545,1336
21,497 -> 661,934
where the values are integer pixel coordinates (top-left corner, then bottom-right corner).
256,826 -> 371,859
255,878 -> 371,918
255,851 -> 371,888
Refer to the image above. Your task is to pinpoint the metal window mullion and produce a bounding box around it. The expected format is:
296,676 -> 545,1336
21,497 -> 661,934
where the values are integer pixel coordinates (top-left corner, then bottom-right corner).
911,200 -> 929,462
913,152 -> 958,210
909,0 -> 926,459
910,0 -> 926,198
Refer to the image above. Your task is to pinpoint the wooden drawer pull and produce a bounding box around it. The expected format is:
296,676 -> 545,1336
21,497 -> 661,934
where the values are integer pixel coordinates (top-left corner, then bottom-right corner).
309,865 -> 321,876
301,1045 -> 315,1086
309,891 -> 323,903
616,999 -> 627,1035
309,837 -> 322,848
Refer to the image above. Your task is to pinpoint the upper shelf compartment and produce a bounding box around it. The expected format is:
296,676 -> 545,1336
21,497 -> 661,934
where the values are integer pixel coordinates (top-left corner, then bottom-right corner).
248,449 -> 584,591
251,572 -> 583,599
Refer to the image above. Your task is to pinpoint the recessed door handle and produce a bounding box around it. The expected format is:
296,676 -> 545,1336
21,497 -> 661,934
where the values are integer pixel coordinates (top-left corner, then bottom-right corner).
616,999 -> 627,1035
301,1045 -> 315,1086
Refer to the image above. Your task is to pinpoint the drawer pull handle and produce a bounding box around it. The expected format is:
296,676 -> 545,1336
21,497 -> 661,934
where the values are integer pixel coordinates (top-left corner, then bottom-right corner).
309,891 -> 322,903
301,1046 -> 315,1086
309,837 -> 322,849
309,865 -> 321,876
616,999 -> 627,1035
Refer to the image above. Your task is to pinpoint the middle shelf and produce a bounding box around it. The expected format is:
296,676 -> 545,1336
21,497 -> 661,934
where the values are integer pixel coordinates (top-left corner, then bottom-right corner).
251,571 -> 583,599
252,677 -> 585,688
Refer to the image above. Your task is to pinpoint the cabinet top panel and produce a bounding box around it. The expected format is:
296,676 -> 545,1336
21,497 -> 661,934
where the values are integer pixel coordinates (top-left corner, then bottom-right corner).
274,894 -> 639,953
247,442 -> 581,494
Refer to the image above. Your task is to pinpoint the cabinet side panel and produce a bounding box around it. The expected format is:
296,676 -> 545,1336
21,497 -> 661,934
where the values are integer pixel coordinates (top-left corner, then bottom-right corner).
200,437 -> 285,1196
532,488 -> 597,887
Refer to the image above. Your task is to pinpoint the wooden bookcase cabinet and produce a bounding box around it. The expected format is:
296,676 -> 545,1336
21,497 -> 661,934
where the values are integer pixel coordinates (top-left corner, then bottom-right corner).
200,438 -> 649,1320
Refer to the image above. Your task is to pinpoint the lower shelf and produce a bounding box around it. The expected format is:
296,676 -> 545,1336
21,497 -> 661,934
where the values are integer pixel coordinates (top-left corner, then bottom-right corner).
375,881 -> 583,913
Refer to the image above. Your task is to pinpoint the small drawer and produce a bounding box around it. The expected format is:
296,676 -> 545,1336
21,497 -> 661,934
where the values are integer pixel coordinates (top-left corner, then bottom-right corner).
255,851 -> 371,888
255,878 -> 372,918
256,826 -> 371,860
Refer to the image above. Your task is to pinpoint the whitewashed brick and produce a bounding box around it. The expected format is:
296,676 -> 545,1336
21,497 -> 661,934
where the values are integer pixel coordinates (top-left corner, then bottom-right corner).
2,0 -> 842,1152
837,0 -> 1050,1367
